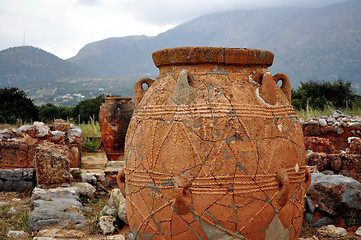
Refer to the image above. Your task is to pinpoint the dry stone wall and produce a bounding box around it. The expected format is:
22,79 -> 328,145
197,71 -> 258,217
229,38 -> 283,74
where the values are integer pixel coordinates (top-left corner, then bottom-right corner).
0,168 -> 35,192
302,110 -> 361,230
302,110 -> 361,153
303,111 -> 361,181
0,120 -> 82,192
0,121 -> 82,169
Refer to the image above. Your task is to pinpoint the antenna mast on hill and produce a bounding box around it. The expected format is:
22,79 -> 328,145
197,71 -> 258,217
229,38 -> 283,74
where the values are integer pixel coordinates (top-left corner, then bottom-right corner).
23,33 -> 25,46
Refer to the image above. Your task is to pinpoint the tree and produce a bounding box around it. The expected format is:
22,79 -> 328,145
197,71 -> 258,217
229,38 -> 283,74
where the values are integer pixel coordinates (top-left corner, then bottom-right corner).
291,78 -> 357,110
73,95 -> 105,123
0,87 -> 38,123
0,114 -> 6,124
38,103 -> 74,122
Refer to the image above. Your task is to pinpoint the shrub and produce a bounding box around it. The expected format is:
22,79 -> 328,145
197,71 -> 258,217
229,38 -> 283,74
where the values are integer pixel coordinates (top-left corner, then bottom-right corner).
0,115 -> 6,124
291,77 -> 357,110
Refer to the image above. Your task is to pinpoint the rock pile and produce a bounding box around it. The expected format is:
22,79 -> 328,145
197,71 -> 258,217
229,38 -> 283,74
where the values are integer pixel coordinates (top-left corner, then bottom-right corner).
302,110 -> 361,182
99,189 -> 128,235
307,152 -> 361,182
306,172 -> 361,226
0,120 -> 82,192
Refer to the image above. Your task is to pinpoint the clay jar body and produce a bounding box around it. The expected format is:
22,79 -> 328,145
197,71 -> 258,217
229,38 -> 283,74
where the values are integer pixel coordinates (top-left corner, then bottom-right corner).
99,97 -> 134,161
124,47 -> 311,239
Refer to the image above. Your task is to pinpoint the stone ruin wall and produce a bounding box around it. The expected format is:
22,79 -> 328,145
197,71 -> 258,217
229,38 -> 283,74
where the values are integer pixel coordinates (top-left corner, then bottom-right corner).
303,110 -> 361,181
302,110 -> 361,229
0,120 -> 82,192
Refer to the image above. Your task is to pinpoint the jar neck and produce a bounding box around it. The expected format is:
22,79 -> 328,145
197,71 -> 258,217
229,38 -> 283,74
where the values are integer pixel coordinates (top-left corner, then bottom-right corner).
157,63 -> 270,76
105,97 -> 132,103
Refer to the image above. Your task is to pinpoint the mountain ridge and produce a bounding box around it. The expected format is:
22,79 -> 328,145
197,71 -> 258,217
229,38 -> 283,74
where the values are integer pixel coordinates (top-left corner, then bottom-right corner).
69,0 -> 361,88
0,46 -> 91,87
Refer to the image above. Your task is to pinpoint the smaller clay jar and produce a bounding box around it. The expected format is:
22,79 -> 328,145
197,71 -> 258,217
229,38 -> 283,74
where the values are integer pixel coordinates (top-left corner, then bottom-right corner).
99,97 -> 134,161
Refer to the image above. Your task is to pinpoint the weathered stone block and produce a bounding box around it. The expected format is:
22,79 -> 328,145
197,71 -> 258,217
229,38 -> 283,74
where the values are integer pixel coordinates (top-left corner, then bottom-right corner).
0,169 -> 35,192
317,225 -> 347,238
308,173 -> 361,218
34,143 -> 72,185
0,142 -> 35,168
304,136 -> 335,153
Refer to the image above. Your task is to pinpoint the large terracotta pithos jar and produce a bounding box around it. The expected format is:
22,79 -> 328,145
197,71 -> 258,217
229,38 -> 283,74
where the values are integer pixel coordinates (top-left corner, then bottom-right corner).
99,97 -> 134,161
121,47 -> 311,239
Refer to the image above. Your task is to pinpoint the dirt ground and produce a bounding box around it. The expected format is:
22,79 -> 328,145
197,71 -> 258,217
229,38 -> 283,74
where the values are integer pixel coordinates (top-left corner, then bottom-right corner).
81,152 -> 108,170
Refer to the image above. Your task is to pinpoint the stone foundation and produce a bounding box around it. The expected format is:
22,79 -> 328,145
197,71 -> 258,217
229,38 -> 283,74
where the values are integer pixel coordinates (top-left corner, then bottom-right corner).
0,168 -> 35,192
0,142 -> 36,168
302,110 -> 361,153
306,153 -> 361,182
0,121 -> 82,169
303,111 -> 361,229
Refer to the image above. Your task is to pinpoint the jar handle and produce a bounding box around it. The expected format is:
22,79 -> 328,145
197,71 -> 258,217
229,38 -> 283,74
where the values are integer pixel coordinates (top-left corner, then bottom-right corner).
305,167 -> 312,191
258,70 -> 277,106
172,70 -> 197,105
116,167 -> 126,197
273,73 -> 291,102
134,77 -> 155,107
174,187 -> 192,215
275,168 -> 289,207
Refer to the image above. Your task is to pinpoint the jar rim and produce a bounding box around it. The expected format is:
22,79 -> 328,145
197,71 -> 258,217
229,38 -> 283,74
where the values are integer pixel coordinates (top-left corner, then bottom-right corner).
105,97 -> 132,101
152,47 -> 274,68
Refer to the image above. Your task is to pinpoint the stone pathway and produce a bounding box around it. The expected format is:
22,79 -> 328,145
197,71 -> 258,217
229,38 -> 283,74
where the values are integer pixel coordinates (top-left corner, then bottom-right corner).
24,152 -> 127,239
27,184 -> 127,239
29,186 -> 87,232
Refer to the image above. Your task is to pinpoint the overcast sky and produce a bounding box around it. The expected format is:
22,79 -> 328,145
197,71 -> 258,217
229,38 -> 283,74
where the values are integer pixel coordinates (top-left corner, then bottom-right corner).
0,0 -> 346,59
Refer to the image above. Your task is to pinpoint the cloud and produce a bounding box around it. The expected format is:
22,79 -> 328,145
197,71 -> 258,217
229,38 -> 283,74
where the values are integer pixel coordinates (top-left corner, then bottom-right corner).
0,0 -> 347,58
77,0 -> 101,6
114,0 -> 347,25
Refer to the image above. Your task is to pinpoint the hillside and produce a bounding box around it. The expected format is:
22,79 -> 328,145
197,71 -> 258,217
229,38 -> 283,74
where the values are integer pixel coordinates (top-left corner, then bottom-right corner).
0,46 -> 91,88
69,0 -> 361,88
68,36 -> 155,77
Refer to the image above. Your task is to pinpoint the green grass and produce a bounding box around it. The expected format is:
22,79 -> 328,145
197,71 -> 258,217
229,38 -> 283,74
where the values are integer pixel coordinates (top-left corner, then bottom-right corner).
79,117 -> 102,152
0,193 -> 31,240
82,137 -> 102,152
79,117 -> 100,138
296,107 -> 361,119
82,196 -> 108,235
